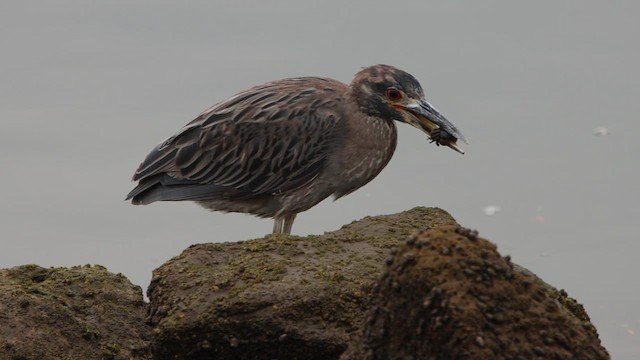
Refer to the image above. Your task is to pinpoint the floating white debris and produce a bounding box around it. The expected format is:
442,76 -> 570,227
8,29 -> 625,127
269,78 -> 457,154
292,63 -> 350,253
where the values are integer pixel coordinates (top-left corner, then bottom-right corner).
534,206 -> 546,224
482,205 -> 501,216
621,324 -> 636,336
534,214 -> 546,224
592,126 -> 610,136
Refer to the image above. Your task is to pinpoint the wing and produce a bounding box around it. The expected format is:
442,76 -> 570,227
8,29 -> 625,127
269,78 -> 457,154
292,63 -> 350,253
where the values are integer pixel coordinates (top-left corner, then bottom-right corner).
127,77 -> 347,204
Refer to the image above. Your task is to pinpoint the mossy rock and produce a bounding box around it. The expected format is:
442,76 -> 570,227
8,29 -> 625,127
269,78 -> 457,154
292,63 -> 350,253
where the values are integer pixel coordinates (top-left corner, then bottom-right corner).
147,207 -> 456,359
341,226 -> 610,360
0,264 -> 151,360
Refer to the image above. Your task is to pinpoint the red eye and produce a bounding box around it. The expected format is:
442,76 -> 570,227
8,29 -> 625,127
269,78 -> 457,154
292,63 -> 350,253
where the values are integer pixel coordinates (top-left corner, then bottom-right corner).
386,87 -> 402,100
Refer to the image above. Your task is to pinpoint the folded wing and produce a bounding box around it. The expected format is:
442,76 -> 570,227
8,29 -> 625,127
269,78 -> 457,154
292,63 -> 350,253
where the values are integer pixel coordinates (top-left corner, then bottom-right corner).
126,78 -> 345,205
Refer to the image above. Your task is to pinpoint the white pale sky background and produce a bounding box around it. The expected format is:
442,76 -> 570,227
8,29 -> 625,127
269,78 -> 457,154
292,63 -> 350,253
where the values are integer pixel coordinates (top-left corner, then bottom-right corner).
1,1 -> 638,357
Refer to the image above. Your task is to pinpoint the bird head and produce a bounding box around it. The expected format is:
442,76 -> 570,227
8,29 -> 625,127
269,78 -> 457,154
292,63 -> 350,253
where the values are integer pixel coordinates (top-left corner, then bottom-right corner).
350,64 -> 467,154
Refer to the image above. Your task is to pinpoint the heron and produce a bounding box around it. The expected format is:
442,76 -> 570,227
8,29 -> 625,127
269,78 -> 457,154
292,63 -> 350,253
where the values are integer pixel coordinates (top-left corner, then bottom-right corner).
126,65 -> 466,234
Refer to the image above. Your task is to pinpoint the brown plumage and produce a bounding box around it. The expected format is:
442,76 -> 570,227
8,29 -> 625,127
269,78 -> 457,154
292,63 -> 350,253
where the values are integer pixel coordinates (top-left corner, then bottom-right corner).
126,65 -> 466,234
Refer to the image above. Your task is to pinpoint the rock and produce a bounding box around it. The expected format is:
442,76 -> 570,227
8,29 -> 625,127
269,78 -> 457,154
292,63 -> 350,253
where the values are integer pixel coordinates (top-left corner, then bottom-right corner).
340,226 -> 610,360
0,264 -> 151,360
147,207 -> 457,359
0,208 -> 609,359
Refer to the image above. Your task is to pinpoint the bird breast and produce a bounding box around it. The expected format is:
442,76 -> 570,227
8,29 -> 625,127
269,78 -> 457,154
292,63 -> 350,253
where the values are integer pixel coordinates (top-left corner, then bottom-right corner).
329,113 -> 398,198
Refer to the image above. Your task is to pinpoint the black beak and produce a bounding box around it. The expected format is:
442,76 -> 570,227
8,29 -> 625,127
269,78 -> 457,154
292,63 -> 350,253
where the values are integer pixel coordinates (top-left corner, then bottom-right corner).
404,100 -> 467,154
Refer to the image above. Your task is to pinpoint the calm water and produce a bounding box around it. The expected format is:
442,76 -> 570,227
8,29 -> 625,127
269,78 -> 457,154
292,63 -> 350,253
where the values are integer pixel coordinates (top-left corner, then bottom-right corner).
2,1 -> 638,357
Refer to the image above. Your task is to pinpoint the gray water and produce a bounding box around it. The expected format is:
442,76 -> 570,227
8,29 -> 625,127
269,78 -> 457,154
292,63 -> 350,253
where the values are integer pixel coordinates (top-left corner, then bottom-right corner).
2,1 -> 638,357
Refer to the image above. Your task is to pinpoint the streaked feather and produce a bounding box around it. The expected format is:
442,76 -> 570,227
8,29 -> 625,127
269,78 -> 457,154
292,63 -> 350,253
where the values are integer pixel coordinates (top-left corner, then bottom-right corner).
127,65 -> 466,234
127,78 -> 346,204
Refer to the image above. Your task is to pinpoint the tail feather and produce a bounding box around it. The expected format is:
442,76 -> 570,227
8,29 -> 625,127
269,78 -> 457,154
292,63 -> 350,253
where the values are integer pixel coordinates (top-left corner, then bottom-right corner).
126,174 -> 227,205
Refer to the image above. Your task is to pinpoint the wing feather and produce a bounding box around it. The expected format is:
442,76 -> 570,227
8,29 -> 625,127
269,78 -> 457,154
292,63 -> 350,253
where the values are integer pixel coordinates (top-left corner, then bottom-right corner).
128,77 -> 347,203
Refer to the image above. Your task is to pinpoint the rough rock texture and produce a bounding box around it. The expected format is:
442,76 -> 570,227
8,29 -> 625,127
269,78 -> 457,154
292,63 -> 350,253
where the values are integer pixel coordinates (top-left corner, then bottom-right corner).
0,264 -> 151,360
147,207 -> 457,360
0,208 -> 609,359
340,226 -> 610,360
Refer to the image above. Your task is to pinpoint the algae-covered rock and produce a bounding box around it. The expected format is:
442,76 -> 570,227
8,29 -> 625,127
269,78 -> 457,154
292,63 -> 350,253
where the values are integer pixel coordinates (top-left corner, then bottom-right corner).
0,208 -> 610,359
147,207 -> 456,359
340,226 -> 610,360
0,264 -> 151,360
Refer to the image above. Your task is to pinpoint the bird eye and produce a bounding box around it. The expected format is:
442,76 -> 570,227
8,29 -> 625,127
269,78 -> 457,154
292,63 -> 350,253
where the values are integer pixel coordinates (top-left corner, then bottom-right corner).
386,87 -> 402,100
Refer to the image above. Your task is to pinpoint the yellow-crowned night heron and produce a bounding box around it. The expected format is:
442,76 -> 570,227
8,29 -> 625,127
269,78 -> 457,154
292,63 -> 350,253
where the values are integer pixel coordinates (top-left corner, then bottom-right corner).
126,65 -> 466,234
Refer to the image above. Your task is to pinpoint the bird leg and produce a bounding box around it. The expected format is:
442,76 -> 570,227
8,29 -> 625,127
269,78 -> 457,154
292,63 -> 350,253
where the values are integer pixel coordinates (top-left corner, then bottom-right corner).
272,217 -> 283,234
272,214 -> 297,234
282,213 -> 297,235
